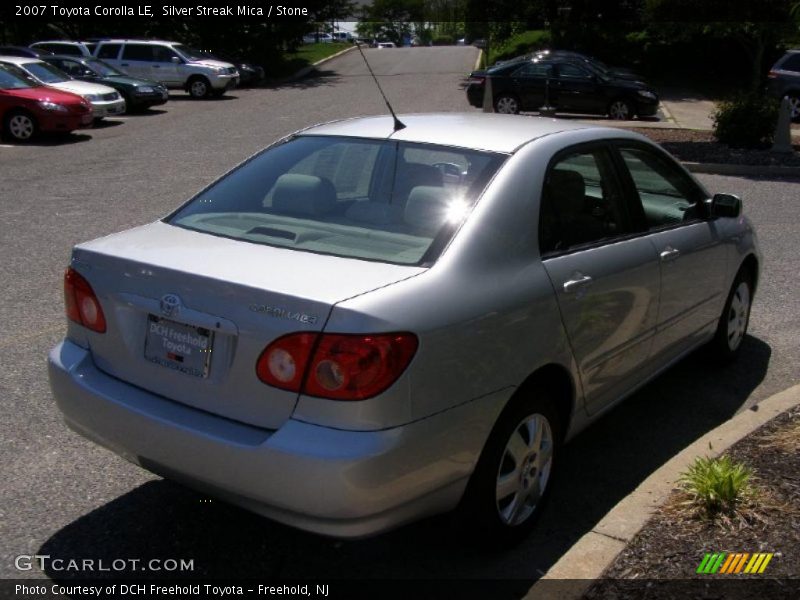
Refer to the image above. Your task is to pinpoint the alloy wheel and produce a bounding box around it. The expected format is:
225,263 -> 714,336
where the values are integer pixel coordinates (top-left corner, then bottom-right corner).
495,413 -> 553,526
609,100 -> 631,120
190,80 -> 208,98
8,114 -> 34,140
495,96 -> 519,114
787,96 -> 800,120
727,281 -> 751,352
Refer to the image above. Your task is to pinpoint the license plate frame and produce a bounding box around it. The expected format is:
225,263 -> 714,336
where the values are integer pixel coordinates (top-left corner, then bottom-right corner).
144,315 -> 213,378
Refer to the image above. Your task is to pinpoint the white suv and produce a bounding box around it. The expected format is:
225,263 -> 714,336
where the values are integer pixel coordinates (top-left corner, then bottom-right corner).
94,40 -> 239,98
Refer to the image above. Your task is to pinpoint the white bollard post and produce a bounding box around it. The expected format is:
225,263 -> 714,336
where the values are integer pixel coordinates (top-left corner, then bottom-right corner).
772,96 -> 793,154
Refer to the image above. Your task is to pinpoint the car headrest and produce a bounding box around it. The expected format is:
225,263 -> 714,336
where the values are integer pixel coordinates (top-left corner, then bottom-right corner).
547,169 -> 586,214
404,186 -> 452,234
346,201 -> 403,225
271,174 -> 337,217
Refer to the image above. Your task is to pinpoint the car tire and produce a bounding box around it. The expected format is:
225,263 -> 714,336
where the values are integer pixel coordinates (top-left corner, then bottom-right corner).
494,94 -> 520,115
608,98 -> 634,120
4,109 -> 37,142
188,76 -> 211,99
453,391 -> 561,547
708,267 -> 754,363
786,94 -> 800,123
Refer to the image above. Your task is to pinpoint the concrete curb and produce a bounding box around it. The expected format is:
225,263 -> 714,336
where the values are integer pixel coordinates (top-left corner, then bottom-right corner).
525,383 -> 800,600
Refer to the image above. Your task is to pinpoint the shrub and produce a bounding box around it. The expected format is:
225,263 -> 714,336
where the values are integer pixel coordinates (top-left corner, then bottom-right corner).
679,456 -> 753,517
489,30 -> 552,64
431,35 -> 454,46
712,93 -> 780,148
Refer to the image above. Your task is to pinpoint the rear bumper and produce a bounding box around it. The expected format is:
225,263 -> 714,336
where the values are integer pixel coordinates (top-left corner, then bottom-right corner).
48,340 -> 496,538
466,84 -> 484,107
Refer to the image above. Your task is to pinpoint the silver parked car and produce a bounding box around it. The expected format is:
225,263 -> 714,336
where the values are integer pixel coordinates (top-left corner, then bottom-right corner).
49,113 -> 760,543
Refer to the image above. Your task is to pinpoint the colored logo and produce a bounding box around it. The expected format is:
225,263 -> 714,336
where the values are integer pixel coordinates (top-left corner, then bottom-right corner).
697,552 -> 775,575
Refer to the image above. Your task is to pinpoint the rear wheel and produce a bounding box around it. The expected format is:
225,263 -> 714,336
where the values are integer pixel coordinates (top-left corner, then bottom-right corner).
454,392 -> 560,546
709,269 -> 753,363
4,110 -> 37,142
495,94 -> 520,114
608,98 -> 634,120
188,76 -> 211,99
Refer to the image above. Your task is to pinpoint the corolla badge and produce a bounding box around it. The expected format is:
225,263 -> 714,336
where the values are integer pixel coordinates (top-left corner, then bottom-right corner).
160,293 -> 182,318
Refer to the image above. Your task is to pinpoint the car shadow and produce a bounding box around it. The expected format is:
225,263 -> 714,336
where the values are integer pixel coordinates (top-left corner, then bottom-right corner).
267,69 -> 343,90
124,108 -> 168,117
39,335 -> 770,591
4,132 -> 93,146
167,94 -> 239,101
91,119 -> 125,129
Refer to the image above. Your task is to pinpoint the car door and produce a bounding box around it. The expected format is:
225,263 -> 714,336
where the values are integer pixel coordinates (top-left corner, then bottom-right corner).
539,144 -> 661,415
509,61 -> 554,110
553,62 -> 601,114
119,43 -> 155,80
613,143 -> 727,363
151,45 -> 182,86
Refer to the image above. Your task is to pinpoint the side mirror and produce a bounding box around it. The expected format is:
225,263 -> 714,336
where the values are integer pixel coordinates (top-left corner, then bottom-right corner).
710,193 -> 741,218
171,56 -> 181,64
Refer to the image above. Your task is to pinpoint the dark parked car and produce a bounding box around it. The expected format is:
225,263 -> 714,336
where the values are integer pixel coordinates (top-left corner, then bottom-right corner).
767,49 -> 800,121
201,51 -> 264,86
467,58 -> 659,120
0,46 -> 52,58
41,55 -> 168,111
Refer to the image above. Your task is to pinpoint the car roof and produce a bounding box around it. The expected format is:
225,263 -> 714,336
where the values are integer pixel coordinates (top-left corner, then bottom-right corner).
97,39 -> 180,45
0,56 -> 42,65
301,113 -> 599,154
31,40 -> 90,46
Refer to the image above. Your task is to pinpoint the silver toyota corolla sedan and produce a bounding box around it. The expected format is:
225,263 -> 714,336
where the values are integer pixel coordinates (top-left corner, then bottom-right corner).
48,113 -> 760,544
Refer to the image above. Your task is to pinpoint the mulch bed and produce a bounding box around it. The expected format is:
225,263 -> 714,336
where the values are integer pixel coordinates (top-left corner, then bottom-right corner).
586,406 -> 800,599
630,128 -> 800,167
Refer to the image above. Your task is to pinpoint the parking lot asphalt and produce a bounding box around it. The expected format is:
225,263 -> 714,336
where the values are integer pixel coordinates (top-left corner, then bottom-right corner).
1,46 -> 799,587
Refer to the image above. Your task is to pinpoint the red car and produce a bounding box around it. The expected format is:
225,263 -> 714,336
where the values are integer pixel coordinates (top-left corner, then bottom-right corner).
0,63 -> 92,142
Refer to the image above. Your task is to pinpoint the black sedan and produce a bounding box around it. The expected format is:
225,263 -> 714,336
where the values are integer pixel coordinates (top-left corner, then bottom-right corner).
41,55 -> 168,111
466,58 -> 659,120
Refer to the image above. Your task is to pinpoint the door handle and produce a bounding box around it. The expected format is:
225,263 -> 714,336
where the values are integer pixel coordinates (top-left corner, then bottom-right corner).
563,274 -> 593,294
120,63 -> 129,67
152,65 -> 161,68
660,246 -> 681,262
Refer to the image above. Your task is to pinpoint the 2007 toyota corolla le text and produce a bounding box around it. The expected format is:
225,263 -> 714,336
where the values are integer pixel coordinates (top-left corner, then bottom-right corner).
48,113 -> 760,544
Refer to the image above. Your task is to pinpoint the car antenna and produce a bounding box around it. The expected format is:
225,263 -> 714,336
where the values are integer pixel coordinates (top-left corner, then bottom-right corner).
355,42 -> 406,131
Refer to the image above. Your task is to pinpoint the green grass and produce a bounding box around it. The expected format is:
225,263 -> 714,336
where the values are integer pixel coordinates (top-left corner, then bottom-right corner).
272,43 -> 351,79
679,455 -> 754,517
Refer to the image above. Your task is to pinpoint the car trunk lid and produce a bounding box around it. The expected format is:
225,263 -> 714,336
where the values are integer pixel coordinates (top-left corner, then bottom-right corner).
70,221 -> 425,430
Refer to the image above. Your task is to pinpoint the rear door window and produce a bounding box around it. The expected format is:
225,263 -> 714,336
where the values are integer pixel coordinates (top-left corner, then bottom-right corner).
97,44 -> 122,59
122,44 -> 154,61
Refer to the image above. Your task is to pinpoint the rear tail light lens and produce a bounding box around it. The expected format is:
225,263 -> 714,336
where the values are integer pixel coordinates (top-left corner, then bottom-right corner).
767,70 -> 778,79
256,332 -> 317,391
64,267 -> 106,333
256,332 -> 418,400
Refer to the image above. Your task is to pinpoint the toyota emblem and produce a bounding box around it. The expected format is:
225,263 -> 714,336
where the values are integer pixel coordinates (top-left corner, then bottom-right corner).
160,293 -> 182,317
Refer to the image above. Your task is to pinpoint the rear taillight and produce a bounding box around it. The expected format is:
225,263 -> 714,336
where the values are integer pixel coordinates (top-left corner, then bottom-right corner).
64,267 -> 106,333
256,332 -> 418,400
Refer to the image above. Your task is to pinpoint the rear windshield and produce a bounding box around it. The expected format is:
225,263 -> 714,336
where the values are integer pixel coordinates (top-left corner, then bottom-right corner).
167,136 -> 506,265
